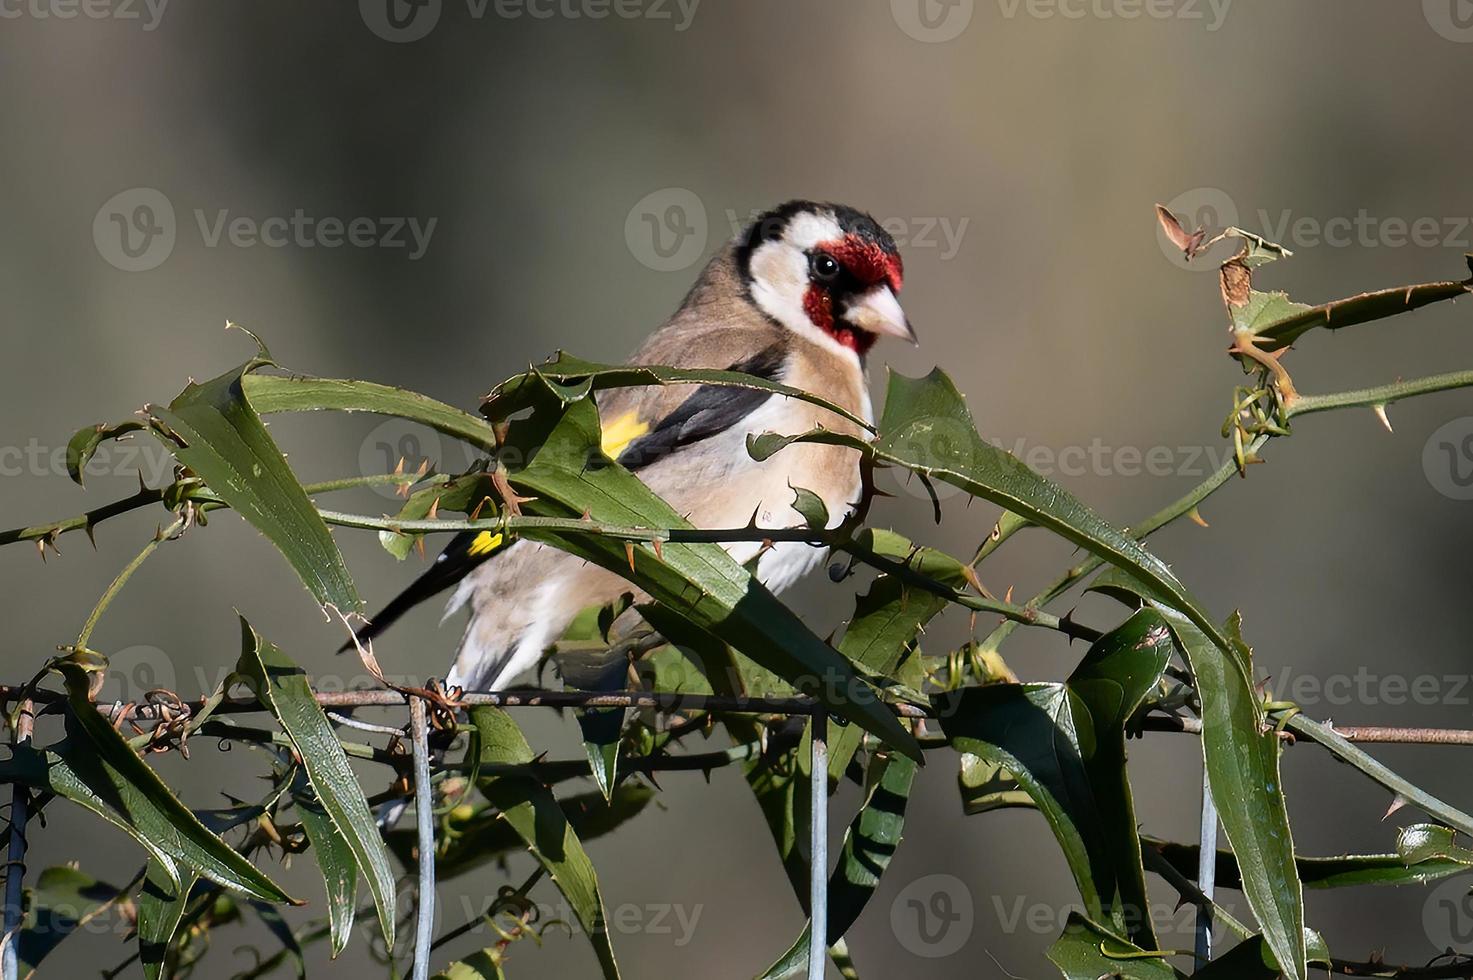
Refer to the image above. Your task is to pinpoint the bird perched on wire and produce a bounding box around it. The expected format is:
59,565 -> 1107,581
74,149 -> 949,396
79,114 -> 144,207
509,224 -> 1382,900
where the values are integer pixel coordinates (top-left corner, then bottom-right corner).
347,200 -> 916,691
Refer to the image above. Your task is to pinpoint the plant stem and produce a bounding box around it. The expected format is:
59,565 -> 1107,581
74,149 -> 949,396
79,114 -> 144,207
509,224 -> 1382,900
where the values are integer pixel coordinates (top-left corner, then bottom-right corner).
74,515 -> 186,650
1289,370 -> 1473,418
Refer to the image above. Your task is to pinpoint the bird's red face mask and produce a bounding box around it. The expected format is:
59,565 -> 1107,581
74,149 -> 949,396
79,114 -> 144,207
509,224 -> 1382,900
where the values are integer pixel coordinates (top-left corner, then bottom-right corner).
803,233 -> 912,355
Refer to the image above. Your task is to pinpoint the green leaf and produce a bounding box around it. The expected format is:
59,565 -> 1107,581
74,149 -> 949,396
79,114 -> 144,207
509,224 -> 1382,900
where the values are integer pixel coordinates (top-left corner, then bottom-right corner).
1089,572 -> 1307,978
758,754 -> 918,979
937,613 -> 1170,946
1063,610 -> 1176,948
65,421 -> 144,486
826,529 -> 962,783
435,949 -> 507,980
958,753 -> 1033,815
481,352 -> 874,433
1149,823 -> 1473,891
936,612 -> 1171,949
136,861 -> 196,980
1251,260 -> 1473,350
470,706 -> 622,980
502,394 -> 920,762
15,865 -> 126,973
232,619 -> 394,951
387,786 -> 656,881
146,362 -> 360,613
49,661 -> 292,903
1228,290 -> 1311,335
1193,930 -> 1331,979
1045,914 -> 1185,980
789,486 -> 830,530
295,782 -> 360,956
241,374 -> 499,453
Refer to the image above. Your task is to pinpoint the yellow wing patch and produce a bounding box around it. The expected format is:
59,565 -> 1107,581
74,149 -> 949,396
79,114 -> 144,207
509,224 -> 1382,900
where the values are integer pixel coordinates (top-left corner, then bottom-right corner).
468,531 -> 504,557
600,411 -> 650,460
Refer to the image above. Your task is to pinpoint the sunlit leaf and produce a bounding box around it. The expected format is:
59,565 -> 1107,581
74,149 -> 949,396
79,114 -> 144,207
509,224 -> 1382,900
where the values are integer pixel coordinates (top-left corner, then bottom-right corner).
232,619 -> 394,951
146,361 -> 359,613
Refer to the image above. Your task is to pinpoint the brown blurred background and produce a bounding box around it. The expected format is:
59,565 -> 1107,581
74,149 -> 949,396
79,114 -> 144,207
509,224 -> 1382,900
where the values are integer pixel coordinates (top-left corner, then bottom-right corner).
4,1 -> 1473,976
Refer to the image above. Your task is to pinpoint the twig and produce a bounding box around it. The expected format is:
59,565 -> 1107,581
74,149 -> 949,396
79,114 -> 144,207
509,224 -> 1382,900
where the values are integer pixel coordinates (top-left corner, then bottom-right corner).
1291,371 -> 1473,419
409,698 -> 434,980
74,515 -> 186,650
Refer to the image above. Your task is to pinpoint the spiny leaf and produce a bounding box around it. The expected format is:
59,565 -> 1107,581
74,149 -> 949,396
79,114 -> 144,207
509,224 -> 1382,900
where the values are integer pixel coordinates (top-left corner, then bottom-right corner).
232,619 -> 394,952
470,706 -> 622,980
146,361 -> 360,613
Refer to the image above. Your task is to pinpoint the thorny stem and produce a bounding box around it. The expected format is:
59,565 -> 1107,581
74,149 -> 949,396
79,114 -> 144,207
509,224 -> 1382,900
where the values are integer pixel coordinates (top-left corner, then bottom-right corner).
74,515 -> 187,650
0,472 -> 418,552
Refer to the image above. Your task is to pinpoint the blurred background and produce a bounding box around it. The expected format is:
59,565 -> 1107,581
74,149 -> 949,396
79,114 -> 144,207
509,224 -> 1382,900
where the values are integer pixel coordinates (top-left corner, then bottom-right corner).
3,1 -> 1473,976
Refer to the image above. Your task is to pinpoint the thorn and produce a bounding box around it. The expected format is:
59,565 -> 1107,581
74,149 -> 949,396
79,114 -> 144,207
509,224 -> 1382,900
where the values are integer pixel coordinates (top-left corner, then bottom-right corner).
415,536 -> 427,560
393,457 -> 405,476
427,497 -> 440,520
745,504 -> 762,529
84,521 -> 98,549
468,496 -> 489,522
1188,506 -> 1209,528
625,541 -> 636,573
415,457 -> 431,477
581,508 -> 593,521
1003,584 -> 1014,604
959,564 -> 994,600
1383,794 -> 1407,820
36,538 -> 47,562
1372,403 -> 1393,433
652,538 -> 663,561
968,611 -> 977,633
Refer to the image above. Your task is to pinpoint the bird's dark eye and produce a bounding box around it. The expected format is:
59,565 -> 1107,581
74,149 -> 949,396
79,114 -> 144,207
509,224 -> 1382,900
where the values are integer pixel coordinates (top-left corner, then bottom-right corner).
809,252 -> 841,283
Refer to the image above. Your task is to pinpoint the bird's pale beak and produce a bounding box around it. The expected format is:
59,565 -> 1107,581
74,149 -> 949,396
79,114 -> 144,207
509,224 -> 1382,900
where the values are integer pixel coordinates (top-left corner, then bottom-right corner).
845,285 -> 917,345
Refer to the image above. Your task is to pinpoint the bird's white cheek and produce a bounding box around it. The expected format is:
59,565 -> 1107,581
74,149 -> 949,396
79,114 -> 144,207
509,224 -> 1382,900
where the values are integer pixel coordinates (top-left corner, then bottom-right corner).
748,242 -> 809,331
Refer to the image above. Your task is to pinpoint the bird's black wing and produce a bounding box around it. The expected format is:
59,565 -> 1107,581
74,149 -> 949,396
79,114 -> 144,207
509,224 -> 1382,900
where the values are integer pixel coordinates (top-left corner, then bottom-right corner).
338,527 -> 506,652
615,343 -> 787,471
344,342 -> 787,652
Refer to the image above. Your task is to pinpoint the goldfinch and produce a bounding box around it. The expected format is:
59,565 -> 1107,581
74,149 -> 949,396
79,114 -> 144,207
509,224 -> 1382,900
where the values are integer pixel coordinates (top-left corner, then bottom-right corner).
351,200 -> 916,690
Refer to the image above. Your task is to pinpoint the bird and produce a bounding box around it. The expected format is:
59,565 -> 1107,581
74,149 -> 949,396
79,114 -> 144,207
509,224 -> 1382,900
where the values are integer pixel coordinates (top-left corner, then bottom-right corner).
348,200 -> 916,692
